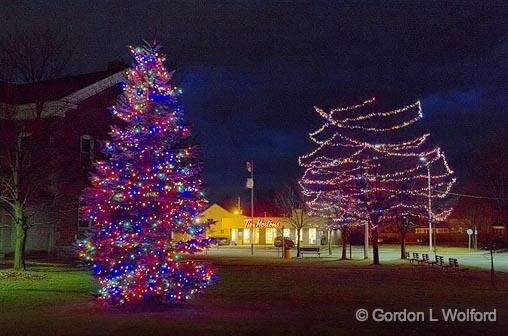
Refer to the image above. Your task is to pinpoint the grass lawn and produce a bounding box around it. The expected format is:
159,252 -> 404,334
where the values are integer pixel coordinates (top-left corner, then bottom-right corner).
0,257 -> 507,336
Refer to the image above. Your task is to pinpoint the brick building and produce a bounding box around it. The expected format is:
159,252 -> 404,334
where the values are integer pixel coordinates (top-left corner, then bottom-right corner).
0,66 -> 125,256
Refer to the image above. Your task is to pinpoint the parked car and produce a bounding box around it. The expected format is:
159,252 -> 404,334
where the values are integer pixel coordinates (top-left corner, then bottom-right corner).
216,237 -> 230,246
274,236 -> 294,248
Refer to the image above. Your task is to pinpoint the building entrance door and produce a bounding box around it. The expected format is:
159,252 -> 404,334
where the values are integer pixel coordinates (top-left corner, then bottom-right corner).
231,228 -> 238,245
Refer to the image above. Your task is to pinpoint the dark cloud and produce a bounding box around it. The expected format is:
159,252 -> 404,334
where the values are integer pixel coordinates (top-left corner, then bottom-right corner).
2,0 -> 507,202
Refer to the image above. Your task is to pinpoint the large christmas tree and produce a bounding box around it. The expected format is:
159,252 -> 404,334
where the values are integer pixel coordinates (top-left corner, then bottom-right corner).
79,42 -> 215,305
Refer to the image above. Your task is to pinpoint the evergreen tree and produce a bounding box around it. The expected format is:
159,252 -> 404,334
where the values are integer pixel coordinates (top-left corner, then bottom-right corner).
79,42 -> 215,305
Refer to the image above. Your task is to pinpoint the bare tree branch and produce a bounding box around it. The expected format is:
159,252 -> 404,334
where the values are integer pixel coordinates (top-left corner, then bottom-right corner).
1,26 -> 74,84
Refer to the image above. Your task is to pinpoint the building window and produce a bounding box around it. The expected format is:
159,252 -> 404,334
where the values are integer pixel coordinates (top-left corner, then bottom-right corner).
18,133 -> 31,167
493,227 -> 504,235
231,228 -> 238,244
283,228 -> 290,238
78,218 -> 92,229
80,135 -> 94,168
309,228 -> 317,245
243,228 -> 250,244
0,213 -> 11,226
49,134 -> 57,146
266,228 -> 275,244
435,228 -> 449,234
77,200 -> 92,230
253,228 -> 259,244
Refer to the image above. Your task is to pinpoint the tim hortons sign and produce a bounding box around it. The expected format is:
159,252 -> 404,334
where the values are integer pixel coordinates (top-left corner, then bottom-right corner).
244,218 -> 281,229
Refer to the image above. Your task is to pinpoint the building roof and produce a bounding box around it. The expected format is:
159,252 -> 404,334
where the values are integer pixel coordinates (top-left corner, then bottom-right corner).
0,66 -> 126,120
0,70 -> 126,105
202,203 -> 238,219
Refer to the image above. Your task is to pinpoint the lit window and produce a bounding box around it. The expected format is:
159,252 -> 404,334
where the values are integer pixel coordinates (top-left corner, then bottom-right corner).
266,228 -> 275,243
283,228 -> 290,237
231,228 -> 238,243
309,228 -> 317,244
253,228 -> 259,244
80,135 -> 94,168
243,228 -> 250,244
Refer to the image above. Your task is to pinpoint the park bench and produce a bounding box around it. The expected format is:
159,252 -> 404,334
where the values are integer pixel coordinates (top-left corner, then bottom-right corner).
300,247 -> 321,257
411,252 -> 420,264
448,258 -> 469,272
435,256 -> 451,270
422,253 -> 439,267
420,253 -> 430,265
409,252 -> 426,267
406,252 -> 414,263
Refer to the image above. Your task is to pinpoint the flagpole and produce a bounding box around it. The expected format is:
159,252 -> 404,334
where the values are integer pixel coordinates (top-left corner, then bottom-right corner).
251,160 -> 254,256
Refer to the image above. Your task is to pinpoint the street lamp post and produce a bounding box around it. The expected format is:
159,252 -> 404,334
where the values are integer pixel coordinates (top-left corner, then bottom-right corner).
420,155 -> 433,256
426,164 -> 433,255
355,176 -> 369,260
364,219 -> 369,259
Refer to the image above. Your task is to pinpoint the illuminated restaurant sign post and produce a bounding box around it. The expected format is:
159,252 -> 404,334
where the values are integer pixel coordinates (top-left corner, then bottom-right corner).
246,160 -> 254,255
245,219 -> 282,251
244,218 -> 281,229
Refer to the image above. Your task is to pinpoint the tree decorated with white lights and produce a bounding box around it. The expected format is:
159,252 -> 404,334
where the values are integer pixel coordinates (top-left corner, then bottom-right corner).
79,42 -> 215,305
299,98 -> 456,264
309,191 -> 364,259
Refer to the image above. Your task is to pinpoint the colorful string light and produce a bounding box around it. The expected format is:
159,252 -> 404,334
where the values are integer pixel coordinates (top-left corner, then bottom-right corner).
78,42 -> 215,306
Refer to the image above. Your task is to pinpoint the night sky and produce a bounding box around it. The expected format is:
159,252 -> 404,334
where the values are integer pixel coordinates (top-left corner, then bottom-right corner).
2,1 -> 507,206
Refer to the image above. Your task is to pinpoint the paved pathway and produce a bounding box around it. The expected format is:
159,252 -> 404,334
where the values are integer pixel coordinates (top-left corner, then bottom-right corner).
203,244 -> 508,272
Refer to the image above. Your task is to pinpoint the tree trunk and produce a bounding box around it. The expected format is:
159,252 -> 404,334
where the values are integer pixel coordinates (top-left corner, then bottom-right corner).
504,222 -> 508,244
400,232 -> 406,259
13,202 -> 27,271
372,224 -> 379,265
328,230 -> 332,255
296,229 -> 301,258
341,229 -> 347,260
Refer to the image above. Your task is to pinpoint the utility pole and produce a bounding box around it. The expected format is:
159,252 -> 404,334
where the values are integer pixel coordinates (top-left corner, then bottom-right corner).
363,175 -> 369,260
251,160 -> 254,256
474,226 -> 478,249
420,155 -> 433,256
427,164 -> 433,255
490,248 -> 495,288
